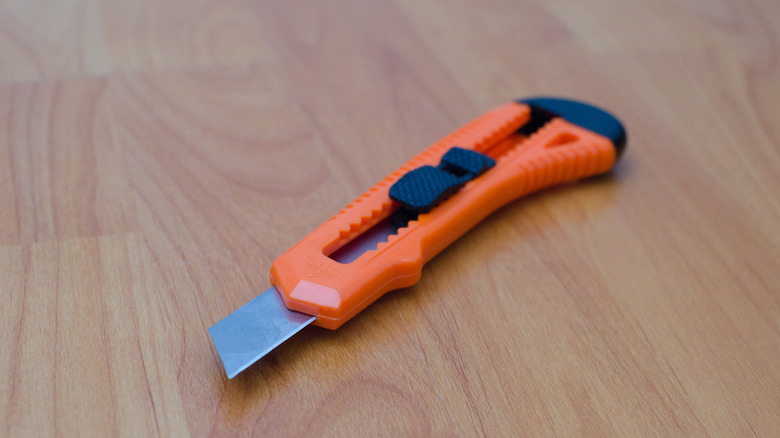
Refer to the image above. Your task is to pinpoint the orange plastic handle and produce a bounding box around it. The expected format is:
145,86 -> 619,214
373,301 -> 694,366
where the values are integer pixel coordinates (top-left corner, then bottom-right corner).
270,102 -> 616,329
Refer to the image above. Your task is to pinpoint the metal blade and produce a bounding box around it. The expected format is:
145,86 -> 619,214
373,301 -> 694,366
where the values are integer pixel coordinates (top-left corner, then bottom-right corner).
208,287 -> 315,379
329,217 -> 399,263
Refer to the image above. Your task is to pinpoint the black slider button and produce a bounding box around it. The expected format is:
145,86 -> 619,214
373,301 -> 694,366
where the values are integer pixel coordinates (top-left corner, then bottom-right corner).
389,147 -> 495,213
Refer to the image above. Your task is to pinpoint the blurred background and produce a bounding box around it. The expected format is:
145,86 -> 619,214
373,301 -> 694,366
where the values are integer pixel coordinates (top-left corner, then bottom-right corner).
1,1 -> 778,436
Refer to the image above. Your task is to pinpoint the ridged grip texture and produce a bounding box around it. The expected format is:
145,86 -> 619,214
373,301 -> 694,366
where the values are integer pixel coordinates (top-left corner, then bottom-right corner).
270,102 -> 616,329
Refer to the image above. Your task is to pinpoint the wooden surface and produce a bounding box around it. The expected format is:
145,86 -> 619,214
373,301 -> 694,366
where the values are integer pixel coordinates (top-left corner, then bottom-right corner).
1,0 -> 779,436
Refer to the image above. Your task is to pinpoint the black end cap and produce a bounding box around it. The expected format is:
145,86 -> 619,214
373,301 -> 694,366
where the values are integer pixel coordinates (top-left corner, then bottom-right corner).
517,97 -> 627,160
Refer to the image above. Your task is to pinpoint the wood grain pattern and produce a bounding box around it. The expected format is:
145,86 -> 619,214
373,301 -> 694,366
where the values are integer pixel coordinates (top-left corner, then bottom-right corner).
1,0 -> 778,436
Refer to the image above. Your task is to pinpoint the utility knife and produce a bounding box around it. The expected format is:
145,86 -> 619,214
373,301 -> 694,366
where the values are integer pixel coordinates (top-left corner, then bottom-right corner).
209,97 -> 627,379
